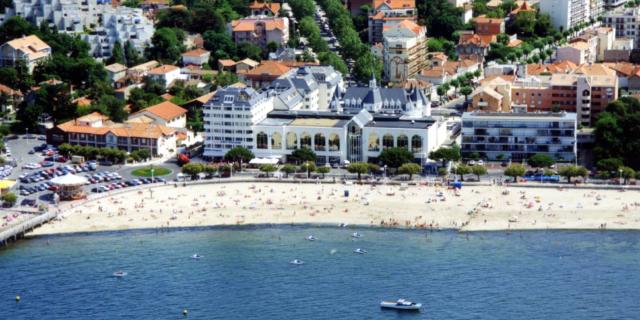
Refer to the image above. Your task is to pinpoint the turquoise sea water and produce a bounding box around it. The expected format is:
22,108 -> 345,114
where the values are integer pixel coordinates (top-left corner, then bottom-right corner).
1,227 -> 640,319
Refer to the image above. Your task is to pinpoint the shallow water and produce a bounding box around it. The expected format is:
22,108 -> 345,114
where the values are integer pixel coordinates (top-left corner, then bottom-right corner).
1,227 -> 640,319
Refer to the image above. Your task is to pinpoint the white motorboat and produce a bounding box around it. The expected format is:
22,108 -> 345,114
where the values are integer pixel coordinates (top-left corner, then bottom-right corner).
306,235 -> 317,241
352,232 -> 362,238
290,259 -> 304,265
380,299 -> 422,311
191,254 -> 203,259
112,271 -> 127,278
354,248 -> 367,254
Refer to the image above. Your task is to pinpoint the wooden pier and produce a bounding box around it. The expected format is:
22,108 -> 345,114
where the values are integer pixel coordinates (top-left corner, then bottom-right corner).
0,211 -> 57,247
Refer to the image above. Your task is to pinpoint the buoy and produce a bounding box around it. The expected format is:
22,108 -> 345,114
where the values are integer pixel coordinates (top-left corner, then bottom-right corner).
15,295 -> 20,302
182,309 -> 188,316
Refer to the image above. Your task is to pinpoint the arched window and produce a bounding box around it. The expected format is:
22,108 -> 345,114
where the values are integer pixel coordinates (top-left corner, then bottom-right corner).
397,135 -> 408,149
314,133 -> 326,151
256,132 -> 268,149
383,134 -> 394,149
300,132 -> 312,149
368,133 -> 379,151
411,135 -> 422,153
582,89 -> 590,97
328,133 -> 340,151
286,132 -> 297,150
271,132 -> 282,150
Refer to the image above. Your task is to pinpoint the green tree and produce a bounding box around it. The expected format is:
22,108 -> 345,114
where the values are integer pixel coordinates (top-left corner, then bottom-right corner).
316,166 -> 331,178
224,146 -> 255,170
289,0 -> 316,18
453,164 -> 471,181
353,52 -> 383,83
259,164 -> 277,177
108,41 -> 125,65
93,96 -> 128,122
182,162 -> 204,178
1,192 -> 17,207
317,52 -> 348,74
429,144 -> 461,166
124,40 -> 144,67
460,86 -> 473,102
558,165 -> 588,183
146,28 -> 185,64
510,11 -> 537,37
280,164 -> 297,178
596,158 -> 623,172
290,147 -> 316,163
471,165 -> 488,181
237,42 -> 262,61
620,166 -> 636,184
594,97 -> 640,170
504,164 -> 526,181
347,162 -> 370,180
214,72 -> 239,88
398,163 -> 421,180
379,147 -> 414,168
527,154 -> 555,168
300,161 -> 316,178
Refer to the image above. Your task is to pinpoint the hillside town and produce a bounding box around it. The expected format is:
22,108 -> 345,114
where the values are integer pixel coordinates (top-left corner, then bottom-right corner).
0,0 -> 639,210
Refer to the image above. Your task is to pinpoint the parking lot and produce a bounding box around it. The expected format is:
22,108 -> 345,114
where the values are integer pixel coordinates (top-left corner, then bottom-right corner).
2,135 -> 173,207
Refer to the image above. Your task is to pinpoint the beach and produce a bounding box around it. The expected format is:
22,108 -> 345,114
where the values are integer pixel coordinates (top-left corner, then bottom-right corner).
27,181 -> 640,236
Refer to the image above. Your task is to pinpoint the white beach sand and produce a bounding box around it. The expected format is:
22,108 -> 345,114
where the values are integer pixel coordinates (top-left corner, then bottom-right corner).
28,182 -> 640,236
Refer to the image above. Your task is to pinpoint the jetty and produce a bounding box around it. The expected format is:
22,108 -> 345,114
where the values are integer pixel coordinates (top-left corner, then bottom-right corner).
0,211 -> 57,246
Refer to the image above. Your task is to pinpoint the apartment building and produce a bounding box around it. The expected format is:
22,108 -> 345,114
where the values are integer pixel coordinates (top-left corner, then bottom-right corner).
47,112 -> 178,156
269,66 -> 344,111
557,41 -> 595,65
202,86 -> 274,159
511,73 -> 617,126
379,20 -> 428,83
603,6 -> 640,48
228,16 -> 289,49
539,0 -> 590,31
0,35 -> 51,73
368,0 -> 417,44
1,0 -> 153,58
128,101 -> 188,128
472,63 -> 618,126
82,7 -> 154,59
604,0 -> 628,8
461,112 -> 578,162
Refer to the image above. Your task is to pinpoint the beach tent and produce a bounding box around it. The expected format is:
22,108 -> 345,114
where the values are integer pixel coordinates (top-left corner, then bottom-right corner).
452,181 -> 462,189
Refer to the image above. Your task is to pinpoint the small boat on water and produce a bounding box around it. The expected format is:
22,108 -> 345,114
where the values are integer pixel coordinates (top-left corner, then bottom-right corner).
354,248 -> 367,254
306,235 -> 317,241
352,232 -> 362,238
290,259 -> 304,265
112,271 -> 127,278
380,299 -> 422,311
191,254 -> 203,259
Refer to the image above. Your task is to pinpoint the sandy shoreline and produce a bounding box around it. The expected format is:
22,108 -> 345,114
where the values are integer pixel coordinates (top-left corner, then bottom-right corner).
25,181 -> 640,236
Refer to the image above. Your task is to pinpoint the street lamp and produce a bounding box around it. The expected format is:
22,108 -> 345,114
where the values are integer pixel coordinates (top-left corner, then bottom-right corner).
619,168 -> 623,186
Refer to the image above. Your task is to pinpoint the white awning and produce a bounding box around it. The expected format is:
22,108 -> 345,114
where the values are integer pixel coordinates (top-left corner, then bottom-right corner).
51,174 -> 88,186
249,157 -> 280,165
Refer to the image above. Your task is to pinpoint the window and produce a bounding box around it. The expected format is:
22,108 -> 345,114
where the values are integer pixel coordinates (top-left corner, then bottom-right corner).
368,133 -> 379,151
256,132 -> 268,149
314,133 -> 326,151
411,135 -> 422,153
300,133 -> 312,149
328,134 -> 340,151
223,95 -> 234,103
286,132 -> 297,150
397,135 -> 409,149
383,134 -> 394,149
271,132 -> 282,149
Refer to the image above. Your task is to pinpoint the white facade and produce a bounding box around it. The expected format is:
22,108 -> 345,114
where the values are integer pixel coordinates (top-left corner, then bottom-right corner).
556,42 -> 594,65
0,0 -> 153,58
83,7 -> 154,59
461,112 -> 578,162
603,7 -> 640,48
203,86 -> 274,158
540,0 -> 590,31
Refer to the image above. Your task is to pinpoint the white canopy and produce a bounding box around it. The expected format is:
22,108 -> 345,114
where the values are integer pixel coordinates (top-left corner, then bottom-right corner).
51,174 -> 89,186
249,157 -> 280,165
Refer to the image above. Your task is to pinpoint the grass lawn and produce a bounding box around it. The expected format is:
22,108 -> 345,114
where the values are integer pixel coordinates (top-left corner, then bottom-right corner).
131,166 -> 171,177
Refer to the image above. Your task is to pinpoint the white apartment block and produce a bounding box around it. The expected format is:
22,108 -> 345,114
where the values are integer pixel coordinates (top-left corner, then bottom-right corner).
461,112 -> 578,162
0,0 -> 153,58
604,0 -> 628,9
380,20 -> 428,83
203,86 -> 274,159
0,35 -> 51,73
539,0 -> 590,31
83,7 -> 154,59
603,7 -> 640,48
